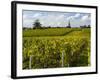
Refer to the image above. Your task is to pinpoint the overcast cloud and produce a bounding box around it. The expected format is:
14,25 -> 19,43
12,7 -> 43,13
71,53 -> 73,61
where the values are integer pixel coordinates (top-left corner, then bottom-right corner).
23,10 -> 91,28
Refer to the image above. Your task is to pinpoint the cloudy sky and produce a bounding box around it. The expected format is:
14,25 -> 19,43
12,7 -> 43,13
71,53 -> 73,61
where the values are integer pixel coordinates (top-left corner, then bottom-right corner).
23,10 -> 91,28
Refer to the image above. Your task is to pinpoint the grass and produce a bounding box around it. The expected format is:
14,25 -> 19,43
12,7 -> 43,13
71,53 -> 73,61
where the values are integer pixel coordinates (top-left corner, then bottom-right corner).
23,28 -> 90,41
23,28 -> 82,37
23,27 -> 91,69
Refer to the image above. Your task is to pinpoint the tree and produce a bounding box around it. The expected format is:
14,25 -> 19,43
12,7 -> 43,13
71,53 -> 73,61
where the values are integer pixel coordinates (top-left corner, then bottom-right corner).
88,25 -> 90,28
80,25 -> 88,28
33,19 -> 42,29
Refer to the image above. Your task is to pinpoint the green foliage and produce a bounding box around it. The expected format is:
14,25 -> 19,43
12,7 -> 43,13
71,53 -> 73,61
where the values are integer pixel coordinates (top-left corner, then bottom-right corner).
23,28 -> 76,37
33,19 -> 42,29
22,28 -> 90,69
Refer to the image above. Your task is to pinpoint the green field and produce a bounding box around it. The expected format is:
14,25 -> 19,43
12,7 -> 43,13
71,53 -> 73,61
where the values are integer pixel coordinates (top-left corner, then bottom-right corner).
23,28 -> 91,69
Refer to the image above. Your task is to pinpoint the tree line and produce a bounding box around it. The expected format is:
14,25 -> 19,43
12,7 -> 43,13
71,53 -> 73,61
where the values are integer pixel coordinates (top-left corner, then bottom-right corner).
23,19 -> 91,29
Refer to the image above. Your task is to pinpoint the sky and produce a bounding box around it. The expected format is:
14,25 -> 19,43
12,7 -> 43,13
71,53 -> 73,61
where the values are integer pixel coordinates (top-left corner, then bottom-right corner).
23,10 -> 91,28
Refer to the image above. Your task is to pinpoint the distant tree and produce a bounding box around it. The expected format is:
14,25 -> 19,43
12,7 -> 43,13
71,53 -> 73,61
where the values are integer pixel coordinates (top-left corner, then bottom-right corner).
88,25 -> 90,28
33,19 -> 42,29
80,25 -> 88,28
84,25 -> 87,28
48,26 -> 51,28
80,26 -> 82,28
23,27 -> 29,30
23,27 -> 26,30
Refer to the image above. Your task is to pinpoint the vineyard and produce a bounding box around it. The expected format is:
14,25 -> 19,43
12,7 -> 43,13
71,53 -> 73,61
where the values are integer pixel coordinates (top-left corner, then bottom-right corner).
22,28 -> 91,69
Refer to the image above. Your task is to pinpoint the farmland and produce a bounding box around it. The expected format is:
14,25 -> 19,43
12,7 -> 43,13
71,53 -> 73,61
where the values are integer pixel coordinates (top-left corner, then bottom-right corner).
22,28 -> 91,69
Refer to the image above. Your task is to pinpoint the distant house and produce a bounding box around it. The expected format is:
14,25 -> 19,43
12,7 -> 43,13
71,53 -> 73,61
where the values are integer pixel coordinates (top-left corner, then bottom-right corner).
67,21 -> 71,28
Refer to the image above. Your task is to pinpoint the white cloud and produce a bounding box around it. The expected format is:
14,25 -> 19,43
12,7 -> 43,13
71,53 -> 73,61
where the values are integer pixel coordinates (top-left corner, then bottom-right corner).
23,14 -> 27,19
74,13 -> 80,18
23,19 -> 34,27
32,13 -> 41,18
23,10 -> 91,28
38,14 -> 67,27
56,14 -> 65,19
81,15 -> 89,21
66,13 -> 80,20
66,16 -> 73,20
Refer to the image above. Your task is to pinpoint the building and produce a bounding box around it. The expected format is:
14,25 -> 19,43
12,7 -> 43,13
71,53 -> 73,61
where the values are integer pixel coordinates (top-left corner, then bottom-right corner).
67,21 -> 71,28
